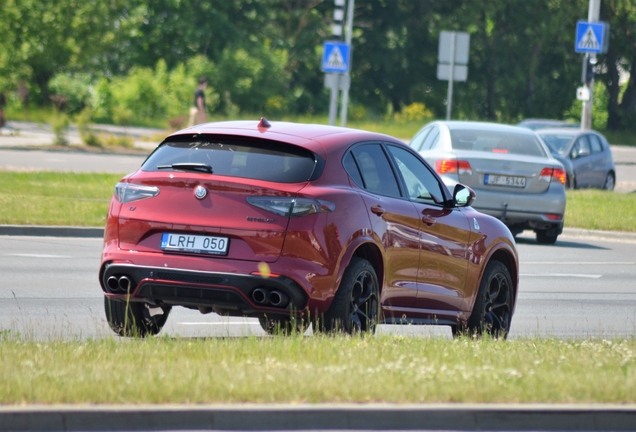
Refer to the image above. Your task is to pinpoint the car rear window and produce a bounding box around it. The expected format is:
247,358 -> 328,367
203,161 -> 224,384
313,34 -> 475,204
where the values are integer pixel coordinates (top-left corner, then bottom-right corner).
450,129 -> 547,157
142,135 -> 318,183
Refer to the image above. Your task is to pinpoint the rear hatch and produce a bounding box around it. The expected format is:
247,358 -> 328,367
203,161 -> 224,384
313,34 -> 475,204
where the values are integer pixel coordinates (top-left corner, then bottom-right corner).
115,135 -> 320,263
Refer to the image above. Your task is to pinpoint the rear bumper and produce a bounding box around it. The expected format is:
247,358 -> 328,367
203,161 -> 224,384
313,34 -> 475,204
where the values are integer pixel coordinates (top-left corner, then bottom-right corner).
470,183 -> 566,224
100,261 -> 309,318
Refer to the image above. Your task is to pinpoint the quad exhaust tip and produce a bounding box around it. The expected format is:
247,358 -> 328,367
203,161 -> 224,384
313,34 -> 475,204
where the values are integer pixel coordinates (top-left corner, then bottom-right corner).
251,288 -> 289,308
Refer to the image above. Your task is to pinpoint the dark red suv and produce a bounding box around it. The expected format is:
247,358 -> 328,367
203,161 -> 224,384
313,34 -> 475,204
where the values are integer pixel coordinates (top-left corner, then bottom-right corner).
99,119 -> 518,337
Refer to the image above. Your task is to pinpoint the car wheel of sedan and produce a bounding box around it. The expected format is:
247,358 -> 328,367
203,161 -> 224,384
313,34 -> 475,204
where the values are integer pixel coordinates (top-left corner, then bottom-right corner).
535,230 -> 558,245
104,297 -> 171,337
453,260 -> 513,339
259,316 -> 307,336
604,172 -> 615,191
316,257 -> 379,335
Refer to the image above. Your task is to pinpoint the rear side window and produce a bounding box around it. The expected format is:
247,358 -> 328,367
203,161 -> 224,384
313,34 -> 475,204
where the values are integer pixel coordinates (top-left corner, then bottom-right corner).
348,143 -> 401,197
142,136 -> 318,183
588,134 -> 603,153
450,129 -> 547,157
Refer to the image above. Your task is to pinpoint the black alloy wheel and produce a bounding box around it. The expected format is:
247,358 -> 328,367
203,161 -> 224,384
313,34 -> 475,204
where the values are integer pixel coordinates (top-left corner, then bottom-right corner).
104,297 -> 171,337
259,316 -> 307,336
453,260 -> 513,339
316,257 -> 379,335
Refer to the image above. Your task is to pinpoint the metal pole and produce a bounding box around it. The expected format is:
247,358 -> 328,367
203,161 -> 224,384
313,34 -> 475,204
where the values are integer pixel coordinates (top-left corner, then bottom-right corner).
581,0 -> 601,130
328,74 -> 340,126
445,32 -> 456,121
339,0 -> 355,127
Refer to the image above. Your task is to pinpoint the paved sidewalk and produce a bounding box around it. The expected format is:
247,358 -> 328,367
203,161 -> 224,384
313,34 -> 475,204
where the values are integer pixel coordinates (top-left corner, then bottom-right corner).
1,403 -> 636,431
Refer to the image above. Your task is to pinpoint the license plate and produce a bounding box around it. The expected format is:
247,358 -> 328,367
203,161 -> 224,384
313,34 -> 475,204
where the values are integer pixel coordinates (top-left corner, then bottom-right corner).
160,233 -> 229,255
484,174 -> 526,188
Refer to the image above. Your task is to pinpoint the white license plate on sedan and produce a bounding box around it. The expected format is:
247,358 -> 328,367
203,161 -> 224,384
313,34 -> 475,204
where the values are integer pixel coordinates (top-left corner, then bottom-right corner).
161,233 -> 229,255
484,174 -> 526,188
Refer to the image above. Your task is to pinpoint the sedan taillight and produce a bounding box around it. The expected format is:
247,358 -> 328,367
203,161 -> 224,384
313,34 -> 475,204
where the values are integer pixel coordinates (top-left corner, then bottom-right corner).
247,197 -> 336,218
539,168 -> 566,185
114,182 -> 160,203
435,159 -> 472,175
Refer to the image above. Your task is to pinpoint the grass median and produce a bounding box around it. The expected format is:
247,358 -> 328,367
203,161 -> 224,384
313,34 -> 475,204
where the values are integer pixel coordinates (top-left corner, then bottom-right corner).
1,171 -> 635,232
1,334 -> 635,404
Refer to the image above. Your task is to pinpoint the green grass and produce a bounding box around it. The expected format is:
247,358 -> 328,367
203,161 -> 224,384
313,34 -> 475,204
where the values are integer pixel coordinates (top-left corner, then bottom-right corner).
0,335 -> 634,404
0,171 -> 122,226
566,189 -> 636,232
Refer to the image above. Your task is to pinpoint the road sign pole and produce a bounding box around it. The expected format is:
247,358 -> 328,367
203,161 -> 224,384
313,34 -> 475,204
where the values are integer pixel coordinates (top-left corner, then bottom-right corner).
339,0 -> 354,127
328,74 -> 340,126
581,0 -> 601,130
445,32 -> 456,121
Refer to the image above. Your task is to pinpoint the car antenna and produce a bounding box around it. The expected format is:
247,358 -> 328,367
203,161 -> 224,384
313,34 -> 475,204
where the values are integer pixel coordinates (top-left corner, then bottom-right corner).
258,117 -> 271,129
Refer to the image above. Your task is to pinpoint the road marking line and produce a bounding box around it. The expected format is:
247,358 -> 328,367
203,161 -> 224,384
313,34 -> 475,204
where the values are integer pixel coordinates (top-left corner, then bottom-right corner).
5,253 -> 73,258
524,262 -> 634,265
521,273 -> 602,279
178,322 -> 260,326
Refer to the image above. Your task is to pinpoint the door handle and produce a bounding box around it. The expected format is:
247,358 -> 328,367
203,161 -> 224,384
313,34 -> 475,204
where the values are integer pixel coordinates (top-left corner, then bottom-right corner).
370,205 -> 385,216
421,215 -> 437,226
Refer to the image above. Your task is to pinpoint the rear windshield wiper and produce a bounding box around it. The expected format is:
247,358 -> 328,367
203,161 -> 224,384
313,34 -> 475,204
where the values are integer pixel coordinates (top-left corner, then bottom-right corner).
157,163 -> 213,173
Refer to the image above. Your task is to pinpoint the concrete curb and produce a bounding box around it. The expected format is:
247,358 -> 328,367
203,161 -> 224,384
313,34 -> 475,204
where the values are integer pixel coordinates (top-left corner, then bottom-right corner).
1,404 -> 636,431
561,227 -> 636,241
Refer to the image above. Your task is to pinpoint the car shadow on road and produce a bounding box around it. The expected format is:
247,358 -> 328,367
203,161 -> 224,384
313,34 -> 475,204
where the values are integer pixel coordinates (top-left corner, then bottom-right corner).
514,237 -> 610,250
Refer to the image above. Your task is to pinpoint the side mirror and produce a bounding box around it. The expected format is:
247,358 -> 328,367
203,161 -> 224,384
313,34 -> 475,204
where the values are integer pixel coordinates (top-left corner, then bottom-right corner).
453,184 -> 476,207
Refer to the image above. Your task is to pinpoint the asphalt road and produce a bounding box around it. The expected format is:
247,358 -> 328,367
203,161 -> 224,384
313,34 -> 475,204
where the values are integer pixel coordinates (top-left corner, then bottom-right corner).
1,231 -> 634,340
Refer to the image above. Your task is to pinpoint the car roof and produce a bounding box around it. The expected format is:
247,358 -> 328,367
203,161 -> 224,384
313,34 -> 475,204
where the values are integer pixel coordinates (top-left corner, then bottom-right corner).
168,120 -> 403,155
435,120 -> 537,135
535,128 -> 586,136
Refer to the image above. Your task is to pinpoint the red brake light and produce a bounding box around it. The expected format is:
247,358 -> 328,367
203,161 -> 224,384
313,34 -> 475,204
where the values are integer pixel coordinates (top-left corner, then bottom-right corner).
545,214 -> 563,221
435,159 -> 472,175
539,168 -> 566,184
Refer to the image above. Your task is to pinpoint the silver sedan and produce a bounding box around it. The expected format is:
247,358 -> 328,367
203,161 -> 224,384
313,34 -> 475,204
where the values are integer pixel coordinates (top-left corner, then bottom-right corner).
409,121 -> 567,245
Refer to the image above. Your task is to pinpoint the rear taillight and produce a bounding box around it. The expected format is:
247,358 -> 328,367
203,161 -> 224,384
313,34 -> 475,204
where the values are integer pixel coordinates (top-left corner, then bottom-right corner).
435,159 -> 472,175
539,168 -> 566,185
247,197 -> 336,218
114,182 -> 160,203
545,214 -> 563,221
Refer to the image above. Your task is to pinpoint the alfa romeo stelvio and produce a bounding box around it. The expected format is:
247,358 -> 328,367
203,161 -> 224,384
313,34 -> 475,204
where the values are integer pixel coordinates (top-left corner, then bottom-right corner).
99,119 -> 519,337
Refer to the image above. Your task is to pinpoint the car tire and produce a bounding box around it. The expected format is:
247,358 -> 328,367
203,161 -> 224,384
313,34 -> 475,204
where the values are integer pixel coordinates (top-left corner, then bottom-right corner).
315,257 -> 380,335
604,172 -> 615,191
259,316 -> 307,336
104,297 -> 171,337
452,260 -> 513,339
535,230 -> 558,245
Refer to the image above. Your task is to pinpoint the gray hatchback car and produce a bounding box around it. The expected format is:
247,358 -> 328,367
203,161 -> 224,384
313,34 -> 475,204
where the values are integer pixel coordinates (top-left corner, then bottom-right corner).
535,129 -> 616,190
410,121 -> 567,244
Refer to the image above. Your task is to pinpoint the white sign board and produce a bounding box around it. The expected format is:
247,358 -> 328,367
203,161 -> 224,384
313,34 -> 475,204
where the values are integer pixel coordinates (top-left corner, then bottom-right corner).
438,31 -> 470,65
437,64 -> 468,82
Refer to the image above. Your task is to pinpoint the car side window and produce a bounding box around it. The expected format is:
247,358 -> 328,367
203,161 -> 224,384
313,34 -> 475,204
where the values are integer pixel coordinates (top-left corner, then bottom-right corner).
349,144 -> 402,198
410,127 -> 431,152
386,145 -> 446,205
421,126 -> 440,150
572,136 -> 591,158
588,134 -> 603,153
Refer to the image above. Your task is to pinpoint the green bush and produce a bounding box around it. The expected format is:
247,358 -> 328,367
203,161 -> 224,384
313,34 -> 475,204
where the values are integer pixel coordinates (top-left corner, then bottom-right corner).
50,112 -> 70,145
48,73 -> 92,114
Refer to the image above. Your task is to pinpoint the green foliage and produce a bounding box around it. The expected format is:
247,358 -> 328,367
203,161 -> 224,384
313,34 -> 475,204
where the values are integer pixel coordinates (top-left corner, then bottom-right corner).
394,103 -> 434,124
50,113 -> 70,146
48,73 -> 92,113
565,81 -> 609,131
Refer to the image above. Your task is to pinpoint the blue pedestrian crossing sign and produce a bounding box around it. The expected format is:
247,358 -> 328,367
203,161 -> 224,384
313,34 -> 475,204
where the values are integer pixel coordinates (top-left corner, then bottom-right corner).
575,21 -> 609,54
322,41 -> 350,73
